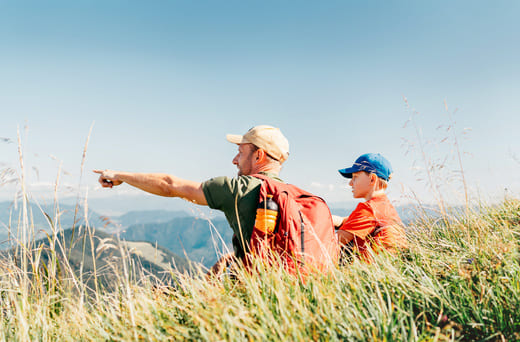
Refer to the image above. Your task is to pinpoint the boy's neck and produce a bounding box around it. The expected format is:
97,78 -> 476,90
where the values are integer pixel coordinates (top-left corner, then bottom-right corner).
364,189 -> 385,201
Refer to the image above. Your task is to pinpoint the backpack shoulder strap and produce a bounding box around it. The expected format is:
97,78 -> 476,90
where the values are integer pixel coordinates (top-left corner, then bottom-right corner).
253,173 -> 317,198
252,173 -> 282,183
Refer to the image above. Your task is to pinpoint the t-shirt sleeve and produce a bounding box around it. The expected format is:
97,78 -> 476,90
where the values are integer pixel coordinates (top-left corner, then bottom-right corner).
338,202 -> 376,239
202,176 -> 236,211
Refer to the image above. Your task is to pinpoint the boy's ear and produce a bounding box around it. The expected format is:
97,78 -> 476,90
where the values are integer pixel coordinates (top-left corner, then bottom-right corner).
369,173 -> 378,184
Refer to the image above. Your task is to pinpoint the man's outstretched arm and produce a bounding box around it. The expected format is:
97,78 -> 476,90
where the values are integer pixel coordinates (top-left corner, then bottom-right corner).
93,170 -> 208,205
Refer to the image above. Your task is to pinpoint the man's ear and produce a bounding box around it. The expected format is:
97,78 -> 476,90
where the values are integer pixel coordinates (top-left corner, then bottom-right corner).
255,149 -> 266,162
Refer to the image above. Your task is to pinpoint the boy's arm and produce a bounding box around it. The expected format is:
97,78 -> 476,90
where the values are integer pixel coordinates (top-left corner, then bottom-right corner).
337,230 -> 355,244
93,169 -> 208,205
336,202 -> 376,244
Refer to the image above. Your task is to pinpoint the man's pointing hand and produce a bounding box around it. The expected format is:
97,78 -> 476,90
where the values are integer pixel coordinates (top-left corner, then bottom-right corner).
93,169 -> 123,188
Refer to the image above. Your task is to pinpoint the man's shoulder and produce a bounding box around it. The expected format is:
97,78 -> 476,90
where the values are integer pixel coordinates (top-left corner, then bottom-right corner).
203,175 -> 262,187
204,172 -> 281,187
202,175 -> 264,199
252,172 -> 284,183
202,175 -> 263,210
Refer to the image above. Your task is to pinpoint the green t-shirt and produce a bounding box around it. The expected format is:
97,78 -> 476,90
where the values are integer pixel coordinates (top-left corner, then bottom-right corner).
202,172 -> 282,259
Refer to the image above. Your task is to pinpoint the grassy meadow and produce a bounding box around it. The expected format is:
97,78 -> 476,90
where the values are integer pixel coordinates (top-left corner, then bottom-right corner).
1,122 -> 519,341
0,195 -> 518,341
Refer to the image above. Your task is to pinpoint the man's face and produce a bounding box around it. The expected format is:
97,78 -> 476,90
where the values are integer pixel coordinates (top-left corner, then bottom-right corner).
232,143 -> 257,176
349,171 -> 373,199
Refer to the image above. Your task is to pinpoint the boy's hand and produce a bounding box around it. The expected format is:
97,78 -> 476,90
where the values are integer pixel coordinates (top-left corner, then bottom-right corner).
93,169 -> 124,188
332,215 -> 345,228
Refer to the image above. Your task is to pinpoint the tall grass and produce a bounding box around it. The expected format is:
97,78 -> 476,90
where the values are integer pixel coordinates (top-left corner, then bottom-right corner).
1,122 -> 519,341
1,194 -> 519,340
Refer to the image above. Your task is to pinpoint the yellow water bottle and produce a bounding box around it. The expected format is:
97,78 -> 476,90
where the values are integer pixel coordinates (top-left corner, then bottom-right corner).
255,195 -> 279,234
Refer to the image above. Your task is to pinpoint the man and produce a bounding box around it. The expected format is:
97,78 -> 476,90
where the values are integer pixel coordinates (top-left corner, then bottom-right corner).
94,125 -> 289,273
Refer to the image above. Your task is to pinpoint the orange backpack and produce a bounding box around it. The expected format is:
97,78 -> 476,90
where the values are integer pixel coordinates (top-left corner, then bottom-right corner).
247,174 -> 338,274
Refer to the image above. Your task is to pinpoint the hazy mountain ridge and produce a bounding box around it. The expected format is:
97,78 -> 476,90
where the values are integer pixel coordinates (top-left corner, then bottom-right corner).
1,200 -> 438,268
0,201 -> 105,246
329,203 -> 437,225
0,201 -> 229,268
118,203 -> 427,268
0,227 -> 192,290
111,209 -> 190,229
121,216 -> 233,268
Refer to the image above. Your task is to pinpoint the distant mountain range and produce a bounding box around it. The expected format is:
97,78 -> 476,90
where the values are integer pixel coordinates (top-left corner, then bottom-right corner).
0,200 -> 436,270
114,209 -> 190,228
0,200 -> 232,268
0,200 -> 192,242
329,202 -> 435,225
0,201 -> 105,245
121,216 -> 233,268
0,227 -> 193,290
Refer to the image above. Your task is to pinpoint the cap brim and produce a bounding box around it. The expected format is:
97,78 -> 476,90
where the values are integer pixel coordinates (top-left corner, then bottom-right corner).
338,167 -> 355,178
226,134 -> 245,144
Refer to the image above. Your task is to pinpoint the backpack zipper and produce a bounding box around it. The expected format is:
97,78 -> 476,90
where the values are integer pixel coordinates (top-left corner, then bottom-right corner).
298,211 -> 305,264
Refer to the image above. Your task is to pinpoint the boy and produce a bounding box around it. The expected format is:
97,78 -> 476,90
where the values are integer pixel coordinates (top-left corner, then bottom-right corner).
335,153 -> 406,262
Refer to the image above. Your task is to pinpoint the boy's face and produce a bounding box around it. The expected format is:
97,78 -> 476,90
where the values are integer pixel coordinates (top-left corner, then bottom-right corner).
349,171 -> 374,199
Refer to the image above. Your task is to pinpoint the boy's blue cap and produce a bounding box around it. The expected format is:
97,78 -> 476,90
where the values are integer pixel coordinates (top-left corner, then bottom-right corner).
338,153 -> 393,181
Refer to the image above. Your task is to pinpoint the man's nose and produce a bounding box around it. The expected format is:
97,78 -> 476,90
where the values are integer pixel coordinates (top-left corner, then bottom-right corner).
232,154 -> 239,165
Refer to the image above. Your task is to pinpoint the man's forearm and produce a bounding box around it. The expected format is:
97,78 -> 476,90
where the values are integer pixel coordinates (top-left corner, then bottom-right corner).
95,170 -> 208,205
116,172 -> 176,195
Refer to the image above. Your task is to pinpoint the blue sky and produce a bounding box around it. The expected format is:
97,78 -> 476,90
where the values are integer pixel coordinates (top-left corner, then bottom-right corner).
0,1 -> 519,213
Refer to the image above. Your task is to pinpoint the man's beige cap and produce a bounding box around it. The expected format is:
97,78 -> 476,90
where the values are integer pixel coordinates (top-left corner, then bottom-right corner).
226,125 -> 290,163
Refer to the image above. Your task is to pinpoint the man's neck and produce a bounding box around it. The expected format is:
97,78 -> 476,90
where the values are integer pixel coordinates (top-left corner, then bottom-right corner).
252,163 -> 281,175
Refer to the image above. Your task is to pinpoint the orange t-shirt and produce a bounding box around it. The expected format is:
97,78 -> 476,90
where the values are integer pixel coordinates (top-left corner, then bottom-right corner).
339,194 -> 405,260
